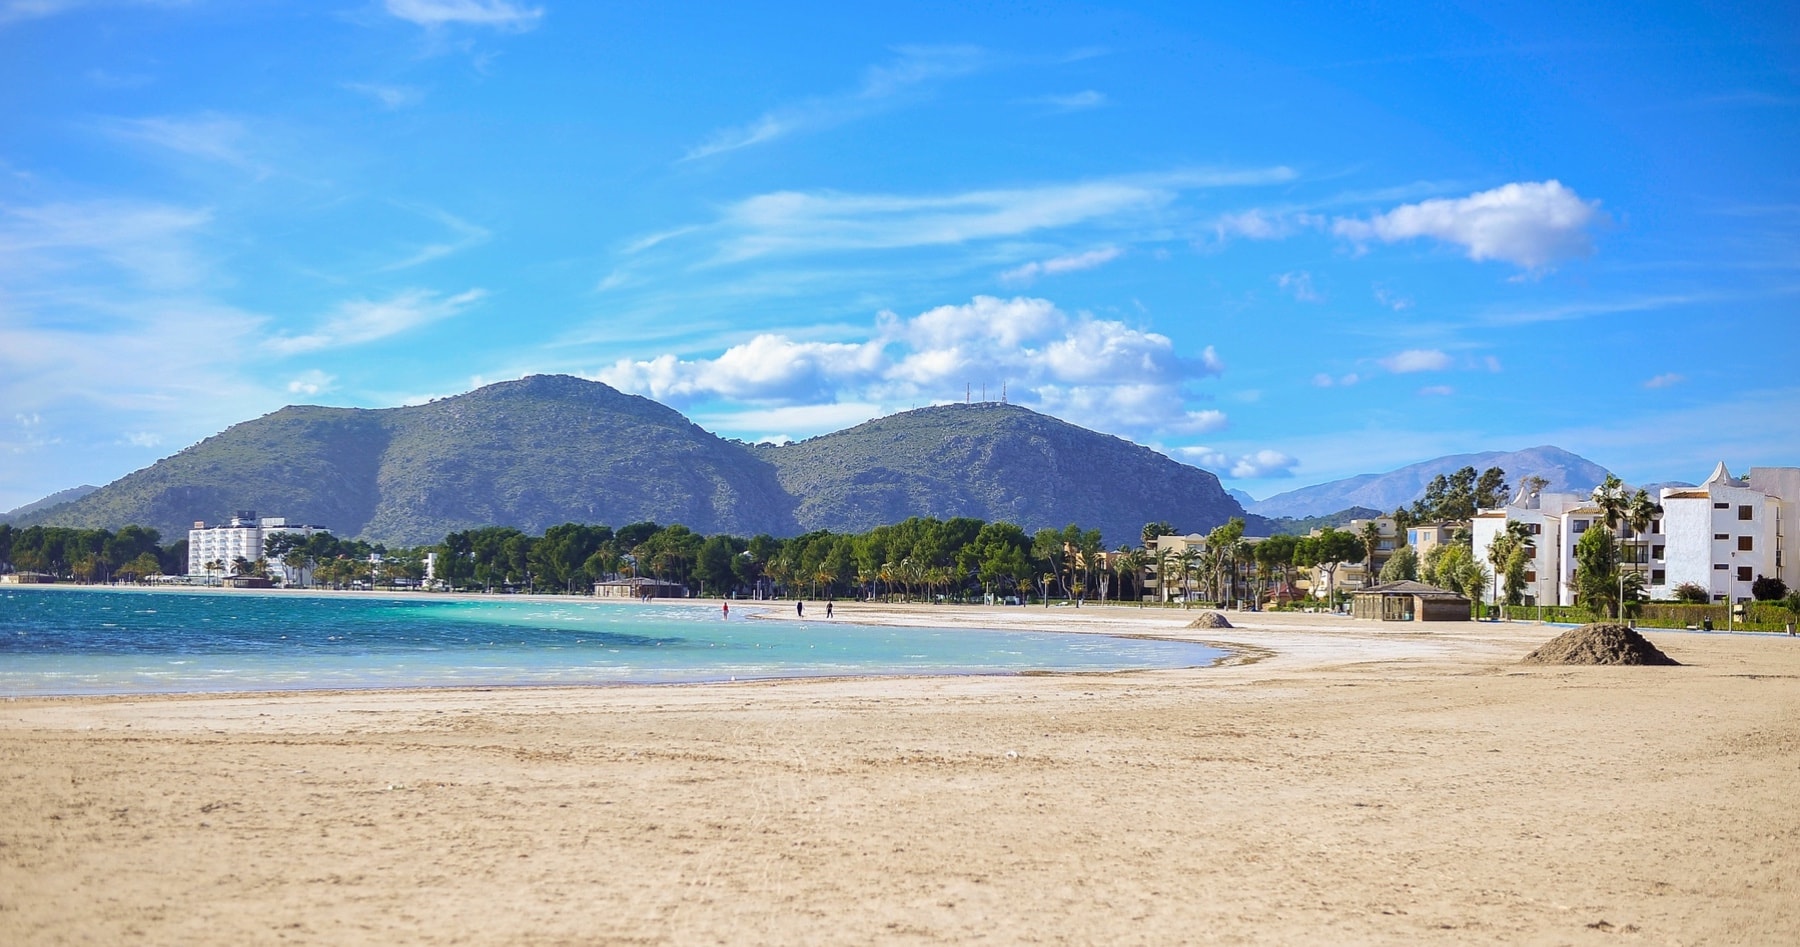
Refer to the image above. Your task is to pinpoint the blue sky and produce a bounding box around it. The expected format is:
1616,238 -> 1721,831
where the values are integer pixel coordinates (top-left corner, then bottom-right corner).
2,1 -> 1796,512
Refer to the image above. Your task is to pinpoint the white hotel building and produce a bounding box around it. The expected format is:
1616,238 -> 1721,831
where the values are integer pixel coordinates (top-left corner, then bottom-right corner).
1472,463 -> 1796,606
187,511 -> 327,581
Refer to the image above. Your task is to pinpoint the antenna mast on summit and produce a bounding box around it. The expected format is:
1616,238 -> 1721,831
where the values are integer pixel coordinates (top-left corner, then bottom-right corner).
1002,383 -> 1007,404
966,383 -> 971,404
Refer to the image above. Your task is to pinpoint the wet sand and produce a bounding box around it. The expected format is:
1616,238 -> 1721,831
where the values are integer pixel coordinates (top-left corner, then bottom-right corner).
2,605 -> 1796,944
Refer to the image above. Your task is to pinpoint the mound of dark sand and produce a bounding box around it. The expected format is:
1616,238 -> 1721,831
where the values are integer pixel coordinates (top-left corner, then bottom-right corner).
1186,611 -> 1233,630
1522,623 -> 1679,666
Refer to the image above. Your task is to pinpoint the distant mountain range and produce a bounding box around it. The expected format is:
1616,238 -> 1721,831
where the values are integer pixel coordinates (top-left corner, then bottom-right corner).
1247,446 -> 1612,519
13,376 -> 1249,548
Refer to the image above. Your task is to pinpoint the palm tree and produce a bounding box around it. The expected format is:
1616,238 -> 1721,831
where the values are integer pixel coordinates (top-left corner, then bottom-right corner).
1113,546 -> 1147,605
1486,520 -> 1533,620
1358,521 -> 1383,588
1176,548 -> 1202,607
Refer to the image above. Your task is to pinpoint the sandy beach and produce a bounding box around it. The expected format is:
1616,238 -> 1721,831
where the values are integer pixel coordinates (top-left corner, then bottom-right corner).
3,602 -> 1797,944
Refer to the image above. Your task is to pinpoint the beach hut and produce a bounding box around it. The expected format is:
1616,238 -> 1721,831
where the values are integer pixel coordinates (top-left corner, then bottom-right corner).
1351,580 -> 1471,622
593,577 -> 689,599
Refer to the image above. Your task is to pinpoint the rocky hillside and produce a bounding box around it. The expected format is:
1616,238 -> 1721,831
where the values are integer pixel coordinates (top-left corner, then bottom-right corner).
18,378 -> 1252,547
763,402 -> 1248,547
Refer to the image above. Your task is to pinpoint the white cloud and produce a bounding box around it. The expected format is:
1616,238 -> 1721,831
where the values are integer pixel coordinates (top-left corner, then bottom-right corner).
96,113 -> 264,173
1209,209 -> 1324,244
1483,355 -> 1503,373
1276,270 -> 1321,302
697,169 -> 1292,262
1312,372 -> 1360,388
384,0 -> 543,30
1373,286 -> 1413,311
1379,349 -> 1453,373
0,199 -> 213,289
286,370 -> 337,396
1030,90 -> 1107,110
595,294 -> 1225,436
999,246 -> 1122,285
1644,372 -> 1685,389
1176,446 -> 1298,479
381,207 -> 490,270
344,81 -> 424,109
1418,385 -> 1455,397
684,46 -> 983,160
123,431 -> 162,448
267,288 -> 485,355
1333,180 -> 1602,269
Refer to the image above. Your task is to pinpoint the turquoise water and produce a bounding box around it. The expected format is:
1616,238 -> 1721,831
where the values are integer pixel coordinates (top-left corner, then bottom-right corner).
0,588 -> 1225,696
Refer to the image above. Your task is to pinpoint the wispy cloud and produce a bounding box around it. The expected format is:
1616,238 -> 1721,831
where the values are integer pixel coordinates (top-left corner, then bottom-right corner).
1333,180 -> 1604,269
1276,270 -> 1321,302
680,168 -> 1293,262
1379,349 -> 1452,373
381,207 -> 490,270
999,247 -> 1122,285
343,81 -> 424,109
286,370 -> 337,396
384,0 -> 543,31
95,112 -> 264,172
267,288 -> 486,355
0,199 -> 213,289
682,46 -> 985,160
1028,90 -> 1107,111
1418,385 -> 1455,397
1644,372 -> 1685,389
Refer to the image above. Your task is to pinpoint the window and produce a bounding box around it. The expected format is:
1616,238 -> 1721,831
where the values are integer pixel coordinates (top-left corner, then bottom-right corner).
1573,520 -> 1589,534
1714,533 -> 1729,541
1738,536 -> 1754,551
1739,505 -> 1754,520
1738,566 -> 1754,582
1525,570 -> 1537,582
1651,569 -> 1666,585
1714,563 -> 1729,570
1650,519 -> 1661,534
1529,523 -> 1542,535
1715,502 -> 1730,510
1652,544 -> 1665,560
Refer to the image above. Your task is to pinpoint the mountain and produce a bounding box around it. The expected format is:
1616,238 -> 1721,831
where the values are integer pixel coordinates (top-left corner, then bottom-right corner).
1248,446 -> 1611,519
761,402 -> 1247,546
17,376 -> 800,546
1226,488 -> 1258,507
0,485 -> 99,524
1264,506 -> 1386,536
17,377 -> 1251,548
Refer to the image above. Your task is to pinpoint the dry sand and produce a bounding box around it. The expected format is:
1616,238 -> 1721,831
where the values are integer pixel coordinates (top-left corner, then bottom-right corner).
3,603 -> 1797,945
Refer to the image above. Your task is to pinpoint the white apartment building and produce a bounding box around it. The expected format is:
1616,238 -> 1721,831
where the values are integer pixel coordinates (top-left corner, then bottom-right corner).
187,511 -> 326,581
1660,463 -> 1793,604
1472,462 -> 1796,607
1471,488 -> 1586,606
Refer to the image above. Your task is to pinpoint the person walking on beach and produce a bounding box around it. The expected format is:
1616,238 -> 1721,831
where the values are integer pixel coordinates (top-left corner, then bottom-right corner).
722,601 -> 729,619
796,600 -> 805,618
825,601 -> 834,619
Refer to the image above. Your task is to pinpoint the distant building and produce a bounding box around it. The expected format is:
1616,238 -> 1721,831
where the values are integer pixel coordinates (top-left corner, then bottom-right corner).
1351,580 -> 1471,622
1660,463 -> 1795,604
187,511 -> 327,581
1471,462 -> 1797,606
594,577 -> 688,599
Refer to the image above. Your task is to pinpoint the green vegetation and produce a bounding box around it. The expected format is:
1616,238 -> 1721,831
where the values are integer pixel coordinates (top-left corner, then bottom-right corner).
18,377 -> 1247,547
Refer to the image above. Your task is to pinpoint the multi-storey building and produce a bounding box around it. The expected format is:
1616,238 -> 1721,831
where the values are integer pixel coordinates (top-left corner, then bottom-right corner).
1660,464 -> 1792,604
187,511 -> 327,581
1472,462 -> 1795,607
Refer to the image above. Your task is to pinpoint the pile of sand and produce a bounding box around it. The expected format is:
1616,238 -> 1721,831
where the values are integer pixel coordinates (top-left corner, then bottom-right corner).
1186,611 -> 1233,629
1522,623 -> 1680,666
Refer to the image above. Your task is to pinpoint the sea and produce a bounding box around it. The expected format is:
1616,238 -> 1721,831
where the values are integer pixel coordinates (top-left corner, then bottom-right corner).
0,587 -> 1226,697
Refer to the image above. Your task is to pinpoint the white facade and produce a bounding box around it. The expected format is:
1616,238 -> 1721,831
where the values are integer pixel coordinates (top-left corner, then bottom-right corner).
1473,463 -> 1796,607
187,511 -> 326,581
1660,463 -> 1786,604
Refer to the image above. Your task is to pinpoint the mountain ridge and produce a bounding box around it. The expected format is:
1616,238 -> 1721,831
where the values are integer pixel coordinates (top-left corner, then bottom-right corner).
1248,445 -> 1612,519
16,376 -> 1248,547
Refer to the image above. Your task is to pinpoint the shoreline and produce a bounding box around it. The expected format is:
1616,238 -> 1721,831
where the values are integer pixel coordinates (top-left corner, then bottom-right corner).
3,604 -> 1796,943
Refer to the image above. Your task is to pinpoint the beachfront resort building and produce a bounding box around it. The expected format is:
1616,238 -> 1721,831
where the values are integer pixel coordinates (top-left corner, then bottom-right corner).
187,511 -> 327,580
1658,464 -> 1796,604
1471,463 -> 1797,606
